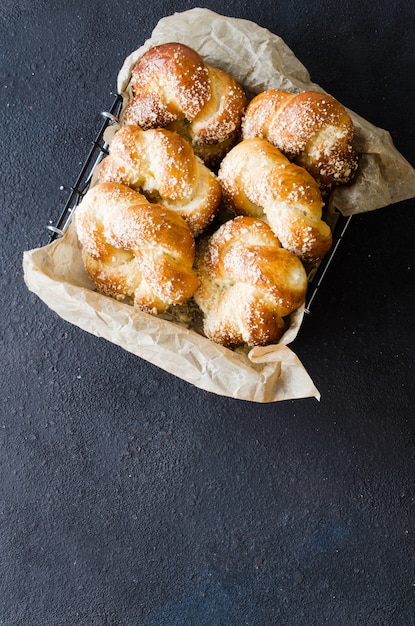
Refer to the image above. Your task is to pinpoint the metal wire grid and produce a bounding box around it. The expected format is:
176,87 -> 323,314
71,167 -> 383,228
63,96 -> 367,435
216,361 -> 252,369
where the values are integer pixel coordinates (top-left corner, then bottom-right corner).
46,94 -> 123,243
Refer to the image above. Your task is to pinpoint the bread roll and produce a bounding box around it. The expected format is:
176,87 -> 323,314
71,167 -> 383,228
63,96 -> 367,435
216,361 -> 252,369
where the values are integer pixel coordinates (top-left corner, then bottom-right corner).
242,89 -> 358,193
124,42 -> 247,167
194,215 -> 308,348
75,182 -> 199,314
98,124 -> 222,237
218,137 -> 332,262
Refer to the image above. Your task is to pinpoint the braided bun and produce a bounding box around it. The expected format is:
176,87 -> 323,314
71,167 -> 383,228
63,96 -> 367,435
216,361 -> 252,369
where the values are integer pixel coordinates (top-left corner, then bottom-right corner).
194,216 -> 308,348
98,124 -> 222,237
218,137 -> 332,262
124,42 -> 247,167
75,182 -> 198,314
242,89 -> 358,193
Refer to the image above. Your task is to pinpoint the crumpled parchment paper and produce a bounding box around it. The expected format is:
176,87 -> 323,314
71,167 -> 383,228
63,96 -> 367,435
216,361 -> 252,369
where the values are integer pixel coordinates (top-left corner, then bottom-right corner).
23,8 -> 415,403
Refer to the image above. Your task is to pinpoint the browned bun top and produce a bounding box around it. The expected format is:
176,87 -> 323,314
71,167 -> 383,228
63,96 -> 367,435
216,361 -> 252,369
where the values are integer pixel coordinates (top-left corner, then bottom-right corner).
98,124 -> 222,237
124,42 -> 247,167
194,215 -> 308,348
218,137 -> 332,262
127,42 -> 211,126
242,89 -> 358,193
75,181 -> 199,314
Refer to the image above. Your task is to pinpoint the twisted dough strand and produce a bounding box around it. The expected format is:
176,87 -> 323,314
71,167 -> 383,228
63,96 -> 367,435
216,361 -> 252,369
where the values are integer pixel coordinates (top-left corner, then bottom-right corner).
242,89 -> 358,193
194,216 -> 308,348
98,124 -> 222,237
75,182 -> 199,314
124,42 -> 247,166
218,138 -> 332,262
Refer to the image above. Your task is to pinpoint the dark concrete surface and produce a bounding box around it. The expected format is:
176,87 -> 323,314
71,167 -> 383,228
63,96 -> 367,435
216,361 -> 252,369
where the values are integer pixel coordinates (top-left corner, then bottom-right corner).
1,1 -> 415,624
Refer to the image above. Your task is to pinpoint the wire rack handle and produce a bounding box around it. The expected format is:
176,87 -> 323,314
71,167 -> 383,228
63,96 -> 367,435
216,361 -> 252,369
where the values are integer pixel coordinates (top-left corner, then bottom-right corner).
46,95 -> 122,243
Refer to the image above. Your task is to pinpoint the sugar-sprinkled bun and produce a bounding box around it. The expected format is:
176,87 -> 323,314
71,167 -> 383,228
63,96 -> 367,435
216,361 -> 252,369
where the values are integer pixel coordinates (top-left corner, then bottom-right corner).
218,137 -> 332,262
98,124 -> 222,237
124,42 -> 247,167
242,89 -> 358,194
194,216 -> 308,348
75,182 -> 199,314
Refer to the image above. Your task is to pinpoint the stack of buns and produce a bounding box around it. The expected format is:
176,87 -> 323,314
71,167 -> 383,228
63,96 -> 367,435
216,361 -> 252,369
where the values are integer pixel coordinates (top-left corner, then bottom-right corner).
75,42 -> 359,348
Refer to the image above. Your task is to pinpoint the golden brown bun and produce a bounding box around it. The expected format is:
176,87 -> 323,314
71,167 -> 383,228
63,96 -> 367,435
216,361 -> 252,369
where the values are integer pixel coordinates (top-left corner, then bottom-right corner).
124,42 -> 247,167
98,124 -> 222,237
75,182 -> 199,314
194,216 -> 308,348
242,89 -> 358,193
218,137 -> 332,262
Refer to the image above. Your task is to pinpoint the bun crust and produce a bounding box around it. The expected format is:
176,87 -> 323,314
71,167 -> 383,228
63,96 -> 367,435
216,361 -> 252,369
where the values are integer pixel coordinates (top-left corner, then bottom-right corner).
75,182 -> 199,314
98,124 -> 222,237
218,137 -> 332,262
242,89 -> 358,193
194,216 -> 308,348
124,43 -> 246,166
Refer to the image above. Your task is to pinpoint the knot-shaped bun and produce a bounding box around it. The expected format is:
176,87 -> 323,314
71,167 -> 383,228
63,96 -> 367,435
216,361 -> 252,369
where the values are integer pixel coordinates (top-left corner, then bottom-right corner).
98,124 -> 222,237
75,182 -> 199,314
218,137 -> 332,262
124,42 -> 247,167
242,89 -> 358,193
194,216 -> 308,348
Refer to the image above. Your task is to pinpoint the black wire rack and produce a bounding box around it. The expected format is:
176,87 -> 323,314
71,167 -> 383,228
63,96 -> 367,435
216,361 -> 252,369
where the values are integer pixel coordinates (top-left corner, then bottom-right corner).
305,212 -> 351,312
45,93 -> 351,313
46,94 -> 123,243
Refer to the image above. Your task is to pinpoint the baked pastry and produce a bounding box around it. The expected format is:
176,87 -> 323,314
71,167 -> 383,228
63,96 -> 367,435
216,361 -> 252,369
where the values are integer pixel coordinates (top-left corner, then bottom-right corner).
75,182 -> 199,314
194,216 -> 308,348
218,137 -> 332,262
242,89 -> 358,193
98,124 -> 222,237
124,42 -> 247,167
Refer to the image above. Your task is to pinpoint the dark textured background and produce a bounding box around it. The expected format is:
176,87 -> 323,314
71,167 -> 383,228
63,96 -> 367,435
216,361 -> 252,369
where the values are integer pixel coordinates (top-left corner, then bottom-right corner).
1,1 -> 415,624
